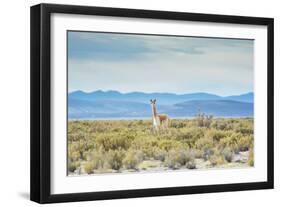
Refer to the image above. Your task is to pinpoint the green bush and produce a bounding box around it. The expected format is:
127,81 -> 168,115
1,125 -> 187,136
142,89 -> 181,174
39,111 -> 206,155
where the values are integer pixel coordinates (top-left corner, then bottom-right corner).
221,147 -> 233,162
195,137 -> 214,151
205,129 -> 230,142
68,161 -> 79,172
237,135 -> 253,151
123,149 -> 143,169
85,148 -> 105,170
95,133 -> 134,151
69,150 -> 81,162
83,161 -> 95,174
164,151 -> 181,169
104,149 -> 125,170
170,121 -> 186,129
158,139 -> 182,151
209,149 -> 226,166
153,148 -> 167,161
164,149 -> 195,169
68,118 -> 254,174
248,148 -> 254,166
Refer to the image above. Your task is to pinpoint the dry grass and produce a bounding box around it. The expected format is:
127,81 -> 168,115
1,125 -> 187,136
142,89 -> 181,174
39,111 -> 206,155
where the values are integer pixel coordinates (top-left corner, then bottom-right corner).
68,118 -> 254,174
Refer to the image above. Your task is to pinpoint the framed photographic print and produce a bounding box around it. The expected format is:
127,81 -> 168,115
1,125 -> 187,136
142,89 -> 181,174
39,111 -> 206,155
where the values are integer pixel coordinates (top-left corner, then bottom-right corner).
30,3 -> 274,203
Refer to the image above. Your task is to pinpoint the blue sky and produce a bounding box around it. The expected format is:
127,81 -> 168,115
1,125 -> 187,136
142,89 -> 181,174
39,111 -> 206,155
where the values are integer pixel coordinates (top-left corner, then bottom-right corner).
68,31 -> 253,96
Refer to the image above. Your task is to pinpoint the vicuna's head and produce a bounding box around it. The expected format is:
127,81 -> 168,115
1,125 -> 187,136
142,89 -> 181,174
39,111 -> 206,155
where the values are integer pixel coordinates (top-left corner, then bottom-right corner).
150,99 -> 156,106
150,99 -> 157,116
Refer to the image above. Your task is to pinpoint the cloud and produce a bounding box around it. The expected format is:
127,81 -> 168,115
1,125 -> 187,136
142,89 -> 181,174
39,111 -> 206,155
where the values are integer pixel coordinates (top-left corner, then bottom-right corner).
68,31 -> 253,96
69,32 -> 252,60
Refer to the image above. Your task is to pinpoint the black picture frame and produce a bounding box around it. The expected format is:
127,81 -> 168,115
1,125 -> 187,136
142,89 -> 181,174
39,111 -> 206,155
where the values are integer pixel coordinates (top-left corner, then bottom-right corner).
30,3 -> 274,204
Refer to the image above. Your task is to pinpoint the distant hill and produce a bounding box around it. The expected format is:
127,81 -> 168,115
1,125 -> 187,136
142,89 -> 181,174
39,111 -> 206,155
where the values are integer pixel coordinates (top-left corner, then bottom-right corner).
224,92 -> 253,103
69,90 -> 253,105
68,90 -> 253,119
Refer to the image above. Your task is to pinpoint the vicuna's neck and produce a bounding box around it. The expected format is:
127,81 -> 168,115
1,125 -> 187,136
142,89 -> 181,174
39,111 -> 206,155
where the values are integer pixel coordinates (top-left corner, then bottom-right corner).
151,104 -> 157,117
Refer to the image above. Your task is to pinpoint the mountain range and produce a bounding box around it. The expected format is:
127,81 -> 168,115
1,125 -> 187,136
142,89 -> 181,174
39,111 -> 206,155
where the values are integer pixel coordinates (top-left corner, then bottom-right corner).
68,90 -> 253,119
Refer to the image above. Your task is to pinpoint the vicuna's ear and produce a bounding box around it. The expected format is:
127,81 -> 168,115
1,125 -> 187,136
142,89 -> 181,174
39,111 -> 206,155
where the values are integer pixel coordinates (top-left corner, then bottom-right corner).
150,99 -> 152,103
154,99 -> 156,103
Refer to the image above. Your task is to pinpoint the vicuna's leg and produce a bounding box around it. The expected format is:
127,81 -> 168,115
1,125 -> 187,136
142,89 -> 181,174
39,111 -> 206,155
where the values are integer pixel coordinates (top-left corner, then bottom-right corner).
166,118 -> 170,129
160,119 -> 168,130
153,126 -> 159,134
164,118 -> 169,129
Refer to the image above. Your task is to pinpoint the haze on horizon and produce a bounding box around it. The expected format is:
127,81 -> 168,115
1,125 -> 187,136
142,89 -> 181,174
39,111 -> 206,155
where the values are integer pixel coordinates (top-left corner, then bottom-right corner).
68,31 -> 254,97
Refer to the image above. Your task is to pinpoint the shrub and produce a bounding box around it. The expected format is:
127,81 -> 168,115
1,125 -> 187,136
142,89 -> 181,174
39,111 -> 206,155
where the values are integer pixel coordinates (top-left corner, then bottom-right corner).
104,149 -> 125,170
203,148 -> 214,161
248,148 -> 254,166
164,149 -> 195,169
237,135 -> 253,151
192,149 -> 204,159
153,148 -> 167,161
83,161 -> 95,174
195,137 -> 214,151
123,149 -> 143,169
95,132 -> 135,151
131,136 -> 159,158
209,154 -> 226,166
164,153 -> 181,169
158,139 -> 182,151
221,147 -> 233,162
68,161 -> 79,172
170,121 -> 186,129
178,149 -> 194,165
186,160 -> 196,169
235,127 -> 253,135
69,150 -> 81,162
196,112 -> 213,128
219,134 -> 240,153
176,127 -> 205,144
209,148 -> 226,166
205,129 -> 230,142
86,148 -> 105,170
68,118 -> 254,173
214,121 -> 227,130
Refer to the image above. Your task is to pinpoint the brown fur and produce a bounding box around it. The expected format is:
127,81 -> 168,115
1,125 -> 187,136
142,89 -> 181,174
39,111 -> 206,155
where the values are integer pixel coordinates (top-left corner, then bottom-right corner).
158,114 -> 168,122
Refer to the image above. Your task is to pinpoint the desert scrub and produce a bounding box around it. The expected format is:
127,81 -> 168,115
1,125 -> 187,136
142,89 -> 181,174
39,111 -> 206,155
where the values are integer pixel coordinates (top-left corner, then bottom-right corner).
195,137 -> 214,151
205,128 -> 230,142
186,160 -> 196,169
131,136 -> 159,158
104,149 -> 125,170
209,148 -> 226,166
68,160 -> 79,173
170,121 -> 186,129
153,148 -> 167,161
68,118 -> 254,174
122,149 -> 143,169
175,127 -> 205,145
221,147 -> 233,162
158,139 -> 182,151
219,135 -> 239,153
95,132 -> 135,151
83,161 -> 95,174
248,148 -> 254,166
237,135 -> 253,151
68,150 -> 81,162
164,149 -> 195,169
85,148 -> 105,170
